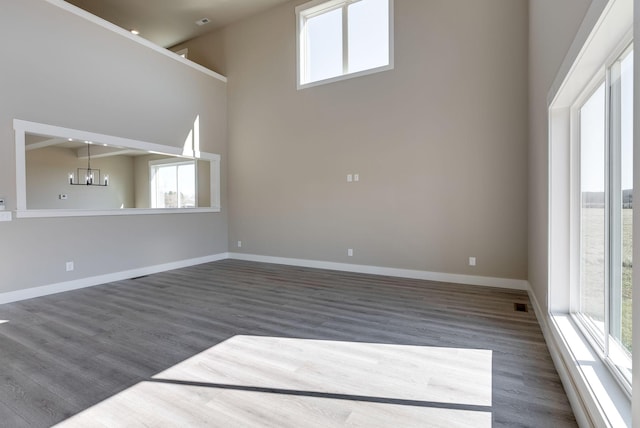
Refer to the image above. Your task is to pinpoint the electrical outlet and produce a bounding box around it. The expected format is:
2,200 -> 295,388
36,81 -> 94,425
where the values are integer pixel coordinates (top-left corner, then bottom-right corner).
348,248 -> 354,257
469,257 -> 476,266
66,261 -> 74,272
354,174 -> 359,182
59,194 -> 68,200
0,198 -> 5,210
347,174 -> 353,183
237,240 -> 242,248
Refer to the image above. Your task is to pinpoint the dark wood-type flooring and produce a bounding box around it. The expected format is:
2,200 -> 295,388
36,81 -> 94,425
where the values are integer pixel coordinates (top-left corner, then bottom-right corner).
0,259 -> 576,427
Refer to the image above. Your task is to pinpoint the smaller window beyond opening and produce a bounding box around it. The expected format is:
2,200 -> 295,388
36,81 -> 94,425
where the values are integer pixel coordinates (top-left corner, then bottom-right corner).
150,160 -> 196,209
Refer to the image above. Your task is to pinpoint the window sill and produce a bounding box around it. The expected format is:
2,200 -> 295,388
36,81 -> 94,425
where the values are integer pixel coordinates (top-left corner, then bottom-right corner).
15,207 -> 221,218
297,63 -> 394,90
549,314 -> 630,427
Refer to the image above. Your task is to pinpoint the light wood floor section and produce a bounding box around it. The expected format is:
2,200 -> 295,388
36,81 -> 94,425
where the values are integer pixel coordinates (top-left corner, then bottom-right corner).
0,260 -> 576,427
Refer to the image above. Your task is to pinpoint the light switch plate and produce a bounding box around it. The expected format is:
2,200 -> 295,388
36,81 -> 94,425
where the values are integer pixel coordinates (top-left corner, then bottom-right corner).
0,211 -> 12,222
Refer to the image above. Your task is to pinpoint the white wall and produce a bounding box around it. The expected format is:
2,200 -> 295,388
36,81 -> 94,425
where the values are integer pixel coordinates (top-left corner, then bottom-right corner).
0,0 -> 228,293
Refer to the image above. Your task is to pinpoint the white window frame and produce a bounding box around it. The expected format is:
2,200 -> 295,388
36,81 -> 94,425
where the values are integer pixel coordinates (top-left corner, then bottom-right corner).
149,158 -> 198,209
296,0 -> 394,89
547,0 -> 633,425
571,40 -> 634,393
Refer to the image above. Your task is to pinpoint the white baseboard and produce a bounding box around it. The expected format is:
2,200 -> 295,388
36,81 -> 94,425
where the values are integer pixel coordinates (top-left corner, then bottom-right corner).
0,253 -> 229,305
1,252 -> 526,305
0,251 -> 527,305
227,252 -> 529,290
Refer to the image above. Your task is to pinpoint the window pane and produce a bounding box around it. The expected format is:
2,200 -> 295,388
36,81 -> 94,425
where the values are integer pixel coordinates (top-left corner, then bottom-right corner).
177,163 -> 196,208
619,50 -> 633,354
348,0 -> 389,74
306,8 -> 343,83
580,83 -> 606,340
610,49 -> 633,380
156,165 -> 178,208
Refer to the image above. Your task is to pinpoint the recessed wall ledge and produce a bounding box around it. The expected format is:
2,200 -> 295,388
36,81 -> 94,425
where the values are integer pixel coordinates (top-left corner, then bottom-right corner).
15,208 -> 221,219
45,0 -> 227,83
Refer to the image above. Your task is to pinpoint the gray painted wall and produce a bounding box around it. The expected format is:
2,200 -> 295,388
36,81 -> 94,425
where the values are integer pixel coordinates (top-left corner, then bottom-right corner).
175,0 -> 529,280
26,147 -> 135,209
527,0 -> 592,311
0,0 -> 228,293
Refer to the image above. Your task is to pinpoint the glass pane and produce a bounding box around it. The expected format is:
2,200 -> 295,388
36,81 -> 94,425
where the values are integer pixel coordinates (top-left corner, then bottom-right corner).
348,0 -> 389,74
579,83 -> 606,340
619,51 -> 633,355
156,165 -> 178,208
610,49 -> 633,381
177,163 -> 196,208
306,8 -> 343,83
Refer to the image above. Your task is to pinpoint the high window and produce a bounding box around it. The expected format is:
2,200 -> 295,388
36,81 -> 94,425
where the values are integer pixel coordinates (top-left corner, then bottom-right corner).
576,46 -> 633,387
296,0 -> 393,88
150,159 -> 196,208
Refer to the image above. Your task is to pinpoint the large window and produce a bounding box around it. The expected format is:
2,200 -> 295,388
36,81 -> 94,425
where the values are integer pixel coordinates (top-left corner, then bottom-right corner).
296,0 -> 393,88
576,46 -> 633,387
150,160 -> 196,208
548,1 -> 633,422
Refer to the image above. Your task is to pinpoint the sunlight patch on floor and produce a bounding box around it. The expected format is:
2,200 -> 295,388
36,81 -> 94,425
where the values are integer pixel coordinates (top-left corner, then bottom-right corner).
57,336 -> 492,427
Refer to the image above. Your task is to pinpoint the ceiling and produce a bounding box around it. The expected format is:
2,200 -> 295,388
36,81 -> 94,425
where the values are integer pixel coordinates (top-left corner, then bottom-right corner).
25,134 -> 151,157
64,0 -> 292,48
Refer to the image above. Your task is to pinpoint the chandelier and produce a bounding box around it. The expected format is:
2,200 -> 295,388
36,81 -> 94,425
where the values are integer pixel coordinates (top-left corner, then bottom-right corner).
69,141 -> 109,186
